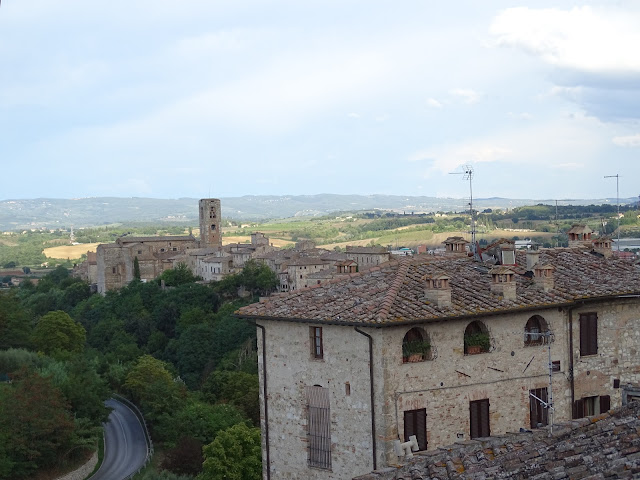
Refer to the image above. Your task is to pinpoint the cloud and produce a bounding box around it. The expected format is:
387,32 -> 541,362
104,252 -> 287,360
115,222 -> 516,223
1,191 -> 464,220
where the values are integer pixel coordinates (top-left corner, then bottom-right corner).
613,134 -> 640,147
450,88 -> 481,104
490,6 -> 640,121
490,6 -> 640,73
348,113 -> 360,118
426,98 -> 443,109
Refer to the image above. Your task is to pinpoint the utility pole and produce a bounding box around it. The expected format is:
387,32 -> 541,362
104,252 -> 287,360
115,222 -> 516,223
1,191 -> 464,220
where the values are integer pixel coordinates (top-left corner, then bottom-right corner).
604,174 -> 620,251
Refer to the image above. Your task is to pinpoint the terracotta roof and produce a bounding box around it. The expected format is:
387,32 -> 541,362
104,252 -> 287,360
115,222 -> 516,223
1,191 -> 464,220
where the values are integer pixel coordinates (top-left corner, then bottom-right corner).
567,224 -> 593,234
354,401 -> 640,480
116,235 -> 196,244
285,257 -> 332,266
236,249 -> 640,325
346,246 -> 389,254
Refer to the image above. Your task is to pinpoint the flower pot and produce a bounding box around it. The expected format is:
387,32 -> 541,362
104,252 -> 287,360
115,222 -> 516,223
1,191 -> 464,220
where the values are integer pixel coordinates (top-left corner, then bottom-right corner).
466,345 -> 483,355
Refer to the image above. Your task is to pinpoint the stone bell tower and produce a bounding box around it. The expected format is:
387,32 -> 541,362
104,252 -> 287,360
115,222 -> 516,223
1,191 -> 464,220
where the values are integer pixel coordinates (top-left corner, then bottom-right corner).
199,198 -> 222,248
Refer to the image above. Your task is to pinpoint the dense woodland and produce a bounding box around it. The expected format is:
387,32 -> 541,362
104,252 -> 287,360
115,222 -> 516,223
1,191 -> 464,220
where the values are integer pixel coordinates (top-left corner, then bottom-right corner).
0,262 -> 277,480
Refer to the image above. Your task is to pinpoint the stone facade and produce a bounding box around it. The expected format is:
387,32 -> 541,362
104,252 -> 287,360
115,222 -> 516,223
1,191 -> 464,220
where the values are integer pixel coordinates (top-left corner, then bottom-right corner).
239,240 -> 640,480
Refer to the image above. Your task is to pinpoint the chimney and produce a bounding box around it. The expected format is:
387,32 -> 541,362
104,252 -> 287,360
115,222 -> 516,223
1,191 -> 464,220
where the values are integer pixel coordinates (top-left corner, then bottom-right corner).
442,236 -> 469,256
526,249 -> 540,271
423,271 -> 451,307
592,236 -> 613,258
567,224 -> 593,248
533,263 -> 555,292
489,266 -> 516,301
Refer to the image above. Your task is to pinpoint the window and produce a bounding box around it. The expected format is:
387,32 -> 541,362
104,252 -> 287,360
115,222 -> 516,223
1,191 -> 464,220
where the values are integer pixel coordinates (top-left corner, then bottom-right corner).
470,399 -> 490,439
579,312 -> 598,356
404,408 -> 427,450
552,360 -> 561,372
137,250 -> 142,254
402,327 -> 431,363
529,388 -> 548,428
211,224 -> 216,231
524,315 -> 547,346
573,395 -> 610,419
310,327 -> 323,360
464,321 -> 490,355
306,386 -> 331,469
502,249 -> 515,265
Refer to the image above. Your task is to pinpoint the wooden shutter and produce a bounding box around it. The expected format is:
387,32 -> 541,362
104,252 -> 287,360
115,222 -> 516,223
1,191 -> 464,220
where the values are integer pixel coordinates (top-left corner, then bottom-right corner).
530,388 -> 548,428
470,399 -> 490,439
404,409 -> 427,451
579,313 -> 598,356
573,399 -> 584,419
600,395 -> 611,413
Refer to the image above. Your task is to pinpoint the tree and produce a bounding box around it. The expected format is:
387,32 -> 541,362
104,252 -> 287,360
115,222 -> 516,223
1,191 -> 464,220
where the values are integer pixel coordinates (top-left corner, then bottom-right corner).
124,355 -> 183,424
32,310 -> 86,359
198,423 -> 261,480
157,263 -> 200,287
0,292 -> 32,350
176,323 -> 216,389
161,436 -> 203,476
133,256 -> 141,281
0,370 -> 75,477
202,371 -> 259,424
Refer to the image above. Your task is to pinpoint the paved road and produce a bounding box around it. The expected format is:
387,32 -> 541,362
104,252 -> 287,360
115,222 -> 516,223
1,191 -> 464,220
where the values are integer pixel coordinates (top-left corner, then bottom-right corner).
89,398 -> 149,480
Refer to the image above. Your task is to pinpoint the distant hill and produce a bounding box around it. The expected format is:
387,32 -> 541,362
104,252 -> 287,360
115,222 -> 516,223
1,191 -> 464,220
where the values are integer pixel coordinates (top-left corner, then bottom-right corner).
0,195 -> 633,231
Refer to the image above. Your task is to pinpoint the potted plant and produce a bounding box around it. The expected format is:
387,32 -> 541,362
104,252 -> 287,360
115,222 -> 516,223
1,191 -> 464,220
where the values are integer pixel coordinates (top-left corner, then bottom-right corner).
402,340 -> 431,363
464,332 -> 490,355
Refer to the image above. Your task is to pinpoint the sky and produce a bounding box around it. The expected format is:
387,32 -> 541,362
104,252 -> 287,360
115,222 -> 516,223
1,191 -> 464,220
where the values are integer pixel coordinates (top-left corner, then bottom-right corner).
1,1 -> 640,202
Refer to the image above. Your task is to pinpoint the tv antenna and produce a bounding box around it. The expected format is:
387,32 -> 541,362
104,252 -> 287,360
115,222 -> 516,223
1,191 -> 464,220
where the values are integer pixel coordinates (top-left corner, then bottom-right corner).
604,174 -> 620,251
450,165 -> 477,258
524,330 -> 555,436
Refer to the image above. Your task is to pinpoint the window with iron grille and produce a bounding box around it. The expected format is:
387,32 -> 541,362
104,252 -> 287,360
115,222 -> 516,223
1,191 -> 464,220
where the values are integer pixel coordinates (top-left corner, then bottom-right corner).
579,312 -> 598,356
469,399 -> 490,439
310,326 -> 323,360
306,386 -> 331,469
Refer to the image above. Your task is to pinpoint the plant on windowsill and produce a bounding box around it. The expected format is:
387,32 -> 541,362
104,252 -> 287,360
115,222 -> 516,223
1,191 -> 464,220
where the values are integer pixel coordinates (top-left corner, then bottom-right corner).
402,340 -> 431,363
464,332 -> 490,354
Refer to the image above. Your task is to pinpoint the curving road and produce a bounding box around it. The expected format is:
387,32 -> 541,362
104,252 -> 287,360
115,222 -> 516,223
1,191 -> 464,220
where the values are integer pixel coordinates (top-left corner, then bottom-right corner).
89,398 -> 149,480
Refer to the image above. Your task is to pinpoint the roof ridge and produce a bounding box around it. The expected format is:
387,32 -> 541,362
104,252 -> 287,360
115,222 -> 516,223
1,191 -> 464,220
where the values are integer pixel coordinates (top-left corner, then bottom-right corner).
376,258 -> 411,323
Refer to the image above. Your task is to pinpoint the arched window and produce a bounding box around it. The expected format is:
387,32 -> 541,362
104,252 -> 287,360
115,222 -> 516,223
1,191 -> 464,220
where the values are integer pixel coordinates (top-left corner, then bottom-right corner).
402,327 -> 431,363
464,321 -> 490,355
524,315 -> 548,346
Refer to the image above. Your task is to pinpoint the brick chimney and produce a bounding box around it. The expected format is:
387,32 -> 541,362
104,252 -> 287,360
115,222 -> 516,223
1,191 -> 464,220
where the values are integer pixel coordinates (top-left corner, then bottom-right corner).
423,271 -> 451,307
489,266 -> 516,300
567,224 -> 593,248
526,249 -> 540,271
533,263 -> 555,292
592,236 -> 613,258
442,236 -> 469,256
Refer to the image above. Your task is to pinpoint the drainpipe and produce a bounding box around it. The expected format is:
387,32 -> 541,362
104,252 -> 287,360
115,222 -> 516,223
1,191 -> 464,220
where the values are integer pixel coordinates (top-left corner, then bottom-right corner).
355,327 -> 377,471
255,324 -> 271,480
566,304 -> 579,416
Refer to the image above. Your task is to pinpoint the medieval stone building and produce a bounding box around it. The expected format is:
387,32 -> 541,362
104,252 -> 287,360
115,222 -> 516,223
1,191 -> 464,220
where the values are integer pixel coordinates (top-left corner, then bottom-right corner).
95,198 -> 223,293
237,234 -> 640,480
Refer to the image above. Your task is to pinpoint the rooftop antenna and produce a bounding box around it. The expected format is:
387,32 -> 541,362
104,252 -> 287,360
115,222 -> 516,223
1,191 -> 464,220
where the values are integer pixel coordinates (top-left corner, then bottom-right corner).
604,174 -> 620,251
450,165 -> 477,259
524,330 -> 555,436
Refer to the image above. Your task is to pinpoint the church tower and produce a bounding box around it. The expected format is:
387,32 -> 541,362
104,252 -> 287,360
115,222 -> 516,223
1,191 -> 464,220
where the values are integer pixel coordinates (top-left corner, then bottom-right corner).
199,198 -> 222,248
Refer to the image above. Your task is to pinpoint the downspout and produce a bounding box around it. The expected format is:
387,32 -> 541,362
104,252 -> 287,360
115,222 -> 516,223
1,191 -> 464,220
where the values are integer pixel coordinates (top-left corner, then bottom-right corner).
566,304 -> 579,415
255,324 -> 271,480
355,327 -> 377,471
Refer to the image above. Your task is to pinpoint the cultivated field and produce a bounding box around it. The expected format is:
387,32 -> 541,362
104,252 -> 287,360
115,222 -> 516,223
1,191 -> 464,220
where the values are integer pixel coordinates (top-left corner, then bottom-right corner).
43,243 -> 101,260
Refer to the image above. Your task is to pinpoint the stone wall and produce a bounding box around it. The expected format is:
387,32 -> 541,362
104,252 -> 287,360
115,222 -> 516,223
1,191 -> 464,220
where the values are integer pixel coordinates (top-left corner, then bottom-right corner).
54,451 -> 98,480
258,321 -> 375,479
377,307 -> 568,462
353,401 -> 640,480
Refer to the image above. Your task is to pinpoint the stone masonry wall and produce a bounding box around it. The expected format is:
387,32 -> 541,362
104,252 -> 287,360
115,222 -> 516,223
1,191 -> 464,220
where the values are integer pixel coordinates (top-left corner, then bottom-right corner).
378,307 -> 570,464
258,321 -> 375,480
